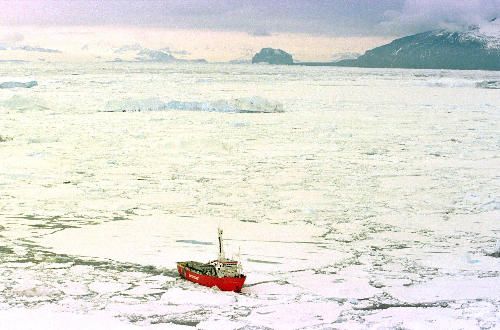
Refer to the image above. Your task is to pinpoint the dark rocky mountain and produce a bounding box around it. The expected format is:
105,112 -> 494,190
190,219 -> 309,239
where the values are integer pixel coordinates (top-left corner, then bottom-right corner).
286,20 -> 500,71
252,48 -> 293,65
334,26 -> 500,70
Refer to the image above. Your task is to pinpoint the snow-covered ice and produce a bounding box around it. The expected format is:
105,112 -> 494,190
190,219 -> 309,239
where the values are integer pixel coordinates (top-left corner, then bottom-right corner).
0,62 -> 499,329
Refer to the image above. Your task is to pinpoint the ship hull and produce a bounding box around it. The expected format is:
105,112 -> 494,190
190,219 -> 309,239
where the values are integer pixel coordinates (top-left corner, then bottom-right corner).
177,263 -> 246,292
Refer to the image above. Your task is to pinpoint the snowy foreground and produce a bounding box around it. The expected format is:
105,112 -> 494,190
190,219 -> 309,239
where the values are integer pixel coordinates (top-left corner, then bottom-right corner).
0,63 -> 499,329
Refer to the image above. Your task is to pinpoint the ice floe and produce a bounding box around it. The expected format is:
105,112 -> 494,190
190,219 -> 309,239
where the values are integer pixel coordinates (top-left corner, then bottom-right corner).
476,80 -> 500,89
0,80 -> 37,89
387,276 -> 500,303
160,287 -> 236,306
38,215 -> 340,272
105,96 -> 284,113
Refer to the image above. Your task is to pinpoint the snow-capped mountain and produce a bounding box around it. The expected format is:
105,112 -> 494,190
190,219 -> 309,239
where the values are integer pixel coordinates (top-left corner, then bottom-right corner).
335,19 -> 500,70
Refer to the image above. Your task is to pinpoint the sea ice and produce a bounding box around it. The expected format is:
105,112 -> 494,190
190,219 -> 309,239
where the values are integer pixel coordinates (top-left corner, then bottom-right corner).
0,308 -> 154,330
88,281 -> 131,295
387,276 -> 500,303
0,62 -> 499,329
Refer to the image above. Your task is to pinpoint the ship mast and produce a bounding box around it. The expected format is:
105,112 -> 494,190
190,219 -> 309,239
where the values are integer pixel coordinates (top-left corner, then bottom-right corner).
218,227 -> 225,261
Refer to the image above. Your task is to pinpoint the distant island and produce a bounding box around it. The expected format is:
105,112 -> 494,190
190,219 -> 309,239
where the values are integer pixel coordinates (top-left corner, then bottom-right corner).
111,46 -> 207,64
252,22 -> 500,71
252,48 -> 293,65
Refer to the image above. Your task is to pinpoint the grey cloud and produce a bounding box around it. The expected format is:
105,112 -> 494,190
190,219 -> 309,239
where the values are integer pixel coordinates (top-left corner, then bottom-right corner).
378,0 -> 500,35
331,52 -> 361,62
115,44 -> 190,57
250,30 -> 272,37
159,47 -> 190,56
16,45 -> 62,53
0,32 -> 24,49
136,49 -> 176,62
1,0 -> 499,37
0,44 -> 62,53
114,43 -> 143,54
0,0 -> 405,36
0,32 -> 24,43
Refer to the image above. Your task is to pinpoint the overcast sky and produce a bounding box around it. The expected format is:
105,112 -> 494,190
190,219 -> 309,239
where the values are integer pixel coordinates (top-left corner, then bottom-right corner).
2,0 -> 498,35
0,0 -> 498,61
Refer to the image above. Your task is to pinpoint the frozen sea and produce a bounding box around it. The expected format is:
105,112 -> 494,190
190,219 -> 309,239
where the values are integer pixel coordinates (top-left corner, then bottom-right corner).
0,62 -> 499,329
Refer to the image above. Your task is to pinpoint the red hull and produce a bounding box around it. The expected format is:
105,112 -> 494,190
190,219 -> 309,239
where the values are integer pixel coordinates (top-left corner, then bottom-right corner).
177,264 -> 246,292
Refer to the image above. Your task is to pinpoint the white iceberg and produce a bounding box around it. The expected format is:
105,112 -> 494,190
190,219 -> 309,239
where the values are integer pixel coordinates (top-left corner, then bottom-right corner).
104,98 -> 167,112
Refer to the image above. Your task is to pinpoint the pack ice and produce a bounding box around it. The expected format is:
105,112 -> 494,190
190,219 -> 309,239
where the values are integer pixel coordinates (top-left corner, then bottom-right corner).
0,62 -> 498,329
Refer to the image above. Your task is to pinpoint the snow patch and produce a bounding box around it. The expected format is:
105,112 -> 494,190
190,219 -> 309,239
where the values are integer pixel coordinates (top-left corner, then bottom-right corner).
364,307 -> 479,329
88,281 -> 130,294
160,287 -> 236,306
37,215 -> 330,272
388,277 -> 500,303
243,302 -> 341,330
289,271 -> 380,299
0,308 -> 145,330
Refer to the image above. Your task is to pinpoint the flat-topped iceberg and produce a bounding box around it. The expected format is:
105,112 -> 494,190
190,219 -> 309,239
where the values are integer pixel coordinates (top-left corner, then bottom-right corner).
165,97 -> 283,113
105,96 -> 284,113
0,81 -> 38,89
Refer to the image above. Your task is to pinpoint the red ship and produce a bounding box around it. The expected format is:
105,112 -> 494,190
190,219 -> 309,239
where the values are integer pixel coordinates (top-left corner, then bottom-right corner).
177,228 -> 246,292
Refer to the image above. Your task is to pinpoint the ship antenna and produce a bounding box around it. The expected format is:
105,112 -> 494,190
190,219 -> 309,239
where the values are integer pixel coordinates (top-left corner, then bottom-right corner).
236,246 -> 241,261
218,227 -> 225,261
237,246 -> 243,273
